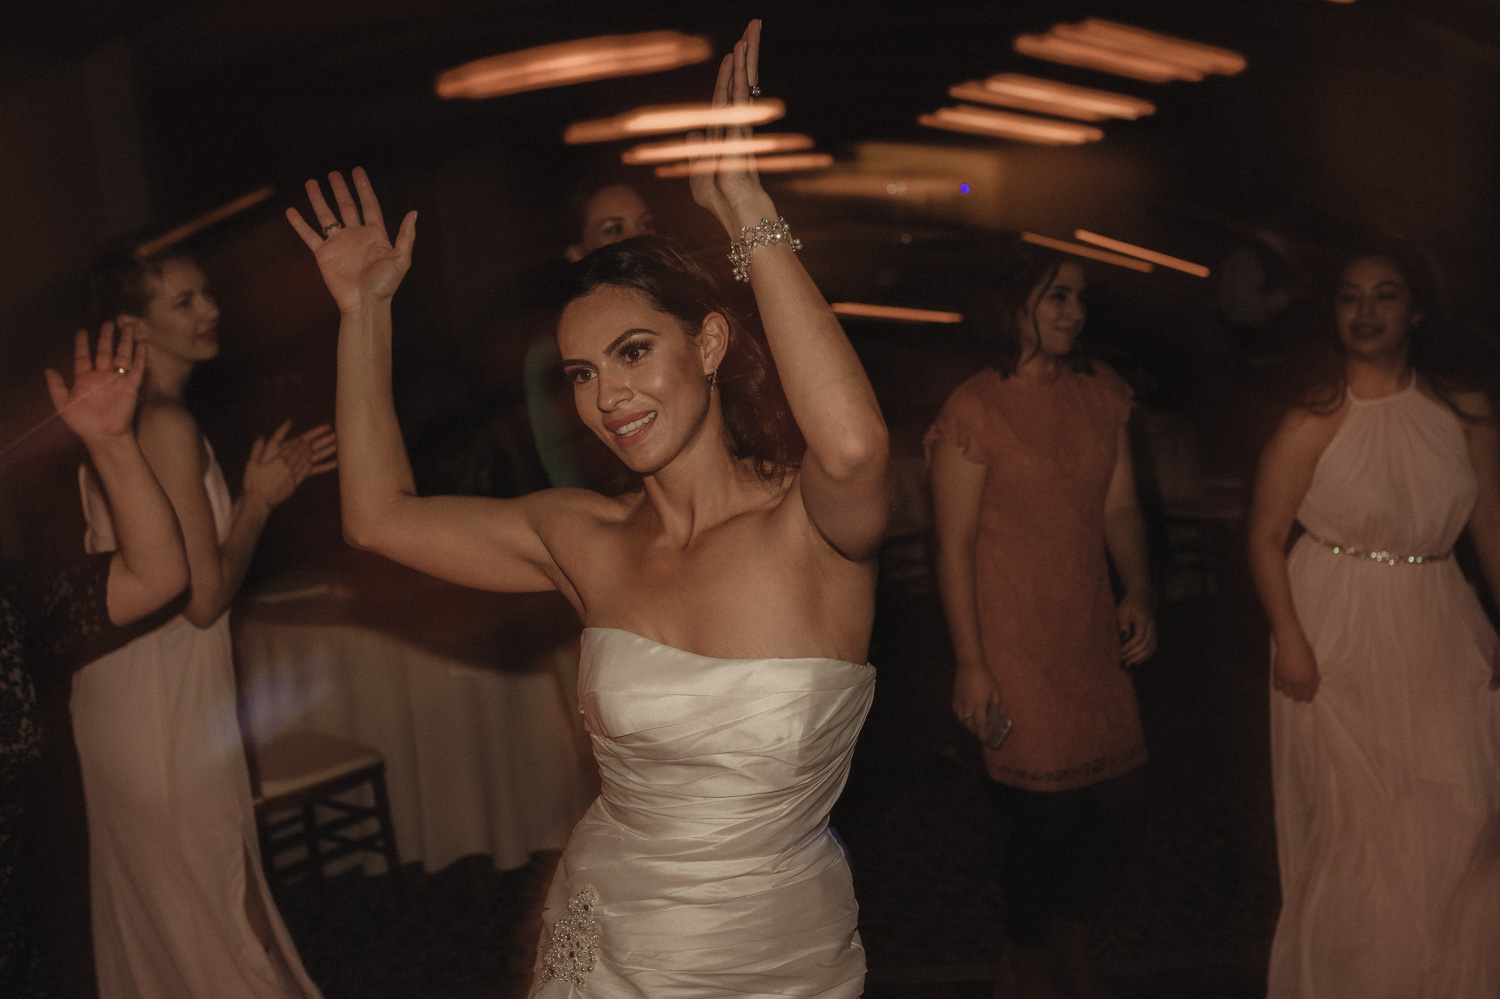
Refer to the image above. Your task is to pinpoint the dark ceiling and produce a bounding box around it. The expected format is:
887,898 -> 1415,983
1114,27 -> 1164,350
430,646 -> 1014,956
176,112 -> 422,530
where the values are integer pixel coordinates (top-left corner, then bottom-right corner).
6,0 -> 1493,219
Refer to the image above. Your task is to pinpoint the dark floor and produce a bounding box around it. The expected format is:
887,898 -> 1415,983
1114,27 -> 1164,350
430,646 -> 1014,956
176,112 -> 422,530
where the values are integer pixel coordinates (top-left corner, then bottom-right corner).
271,522 -> 1279,998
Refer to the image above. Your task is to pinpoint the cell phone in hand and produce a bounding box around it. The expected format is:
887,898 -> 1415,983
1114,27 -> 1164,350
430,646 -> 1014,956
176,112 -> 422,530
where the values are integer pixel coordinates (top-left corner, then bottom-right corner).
983,703 -> 1013,750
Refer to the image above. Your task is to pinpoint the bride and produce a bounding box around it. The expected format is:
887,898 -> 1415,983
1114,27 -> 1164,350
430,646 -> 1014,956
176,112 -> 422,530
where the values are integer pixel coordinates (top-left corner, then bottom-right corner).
288,20 -> 888,997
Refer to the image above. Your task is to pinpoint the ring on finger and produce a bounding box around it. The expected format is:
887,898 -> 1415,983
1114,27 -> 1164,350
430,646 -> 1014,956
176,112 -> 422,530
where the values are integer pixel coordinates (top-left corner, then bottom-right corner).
749,84 -> 761,98
113,366 -> 130,375
322,222 -> 345,238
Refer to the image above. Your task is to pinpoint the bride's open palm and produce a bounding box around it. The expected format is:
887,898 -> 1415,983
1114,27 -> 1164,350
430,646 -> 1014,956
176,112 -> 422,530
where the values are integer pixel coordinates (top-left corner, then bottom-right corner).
287,167 -> 417,311
689,20 -> 771,233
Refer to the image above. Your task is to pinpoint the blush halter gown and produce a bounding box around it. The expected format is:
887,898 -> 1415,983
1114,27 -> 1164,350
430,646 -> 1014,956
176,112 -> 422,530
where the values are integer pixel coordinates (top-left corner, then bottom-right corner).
529,627 -> 874,998
1268,383 -> 1500,997
72,445 -> 322,999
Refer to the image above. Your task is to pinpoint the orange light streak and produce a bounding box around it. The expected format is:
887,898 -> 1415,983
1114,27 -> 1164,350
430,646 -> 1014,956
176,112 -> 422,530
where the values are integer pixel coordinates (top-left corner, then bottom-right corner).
621,132 -> 813,165
919,105 -> 1103,145
783,173 -> 965,199
1014,33 -> 1192,83
565,100 -> 786,144
949,74 -> 1155,121
1072,229 -> 1210,277
1020,232 -> 1154,273
135,186 -> 275,257
435,31 -> 712,99
1064,19 -> 1246,77
831,302 -> 964,324
652,152 -> 833,177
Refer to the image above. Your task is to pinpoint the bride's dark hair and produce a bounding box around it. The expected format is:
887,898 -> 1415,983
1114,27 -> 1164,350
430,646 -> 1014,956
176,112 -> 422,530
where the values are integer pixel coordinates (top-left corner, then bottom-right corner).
562,235 -> 804,484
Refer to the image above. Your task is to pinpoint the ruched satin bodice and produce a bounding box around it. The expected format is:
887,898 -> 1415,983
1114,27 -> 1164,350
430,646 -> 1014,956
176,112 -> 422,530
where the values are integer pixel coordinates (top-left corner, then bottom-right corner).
530,628 -> 875,998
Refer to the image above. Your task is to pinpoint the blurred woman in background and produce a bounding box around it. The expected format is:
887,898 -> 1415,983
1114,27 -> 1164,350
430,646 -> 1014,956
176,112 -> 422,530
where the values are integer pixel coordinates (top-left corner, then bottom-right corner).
928,247 -> 1155,999
1,324 -> 187,997
1248,246 -> 1500,998
73,241 -> 334,999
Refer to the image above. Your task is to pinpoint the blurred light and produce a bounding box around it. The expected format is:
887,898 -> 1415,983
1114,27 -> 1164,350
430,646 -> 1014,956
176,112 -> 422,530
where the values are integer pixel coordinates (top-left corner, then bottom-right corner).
135,186 -> 274,257
652,152 -> 833,177
435,31 -> 712,99
1021,232 -> 1154,273
783,173 -> 964,199
1014,34 -> 1189,83
1014,19 -> 1244,83
1064,20 -> 1246,76
960,182 -> 971,193
950,74 -> 1156,121
622,132 -> 813,165
831,302 -> 964,324
565,100 -> 786,143
919,105 -> 1103,145
1073,229 -> 1210,277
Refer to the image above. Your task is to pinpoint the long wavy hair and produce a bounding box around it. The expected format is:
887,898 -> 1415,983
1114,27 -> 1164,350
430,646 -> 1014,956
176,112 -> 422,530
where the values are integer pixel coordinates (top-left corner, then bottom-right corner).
973,244 -> 1095,378
562,235 -> 804,485
1294,242 -> 1491,420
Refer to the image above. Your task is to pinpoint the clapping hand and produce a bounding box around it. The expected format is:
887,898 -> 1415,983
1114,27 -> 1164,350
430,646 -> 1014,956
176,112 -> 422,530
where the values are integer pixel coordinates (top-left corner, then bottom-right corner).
242,421 -> 337,510
46,323 -> 145,447
688,20 -> 774,235
287,167 -> 417,313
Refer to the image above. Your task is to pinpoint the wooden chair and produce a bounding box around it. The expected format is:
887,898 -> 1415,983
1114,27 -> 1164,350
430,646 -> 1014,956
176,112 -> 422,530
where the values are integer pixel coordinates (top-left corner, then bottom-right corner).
246,728 -> 401,887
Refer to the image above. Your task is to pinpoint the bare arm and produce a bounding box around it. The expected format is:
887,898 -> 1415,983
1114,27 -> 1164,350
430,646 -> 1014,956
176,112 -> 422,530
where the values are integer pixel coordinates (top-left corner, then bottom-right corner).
1103,424 -> 1156,665
48,325 -> 188,625
1457,391 -> 1500,690
689,22 -> 889,561
135,405 -> 262,627
287,168 -> 567,596
930,438 -> 996,737
1247,406 -> 1338,700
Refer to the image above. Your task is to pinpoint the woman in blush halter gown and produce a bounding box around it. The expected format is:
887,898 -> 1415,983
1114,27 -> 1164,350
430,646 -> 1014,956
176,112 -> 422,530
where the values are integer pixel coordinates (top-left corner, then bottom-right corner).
287,21 -> 888,999
1248,248 -> 1500,998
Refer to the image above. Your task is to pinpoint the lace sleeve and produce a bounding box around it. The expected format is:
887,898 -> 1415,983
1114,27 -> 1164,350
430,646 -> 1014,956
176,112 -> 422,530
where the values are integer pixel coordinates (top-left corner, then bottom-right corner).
37,552 -> 115,661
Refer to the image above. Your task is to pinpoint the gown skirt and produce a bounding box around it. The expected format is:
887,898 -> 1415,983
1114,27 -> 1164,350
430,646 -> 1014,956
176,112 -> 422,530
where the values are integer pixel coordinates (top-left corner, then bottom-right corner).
529,628 -> 874,998
1269,385 -> 1500,998
72,447 -> 322,999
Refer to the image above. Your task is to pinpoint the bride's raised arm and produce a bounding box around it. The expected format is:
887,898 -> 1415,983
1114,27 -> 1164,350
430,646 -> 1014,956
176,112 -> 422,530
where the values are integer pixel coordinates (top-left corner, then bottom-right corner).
691,21 -> 890,561
286,170 -> 570,596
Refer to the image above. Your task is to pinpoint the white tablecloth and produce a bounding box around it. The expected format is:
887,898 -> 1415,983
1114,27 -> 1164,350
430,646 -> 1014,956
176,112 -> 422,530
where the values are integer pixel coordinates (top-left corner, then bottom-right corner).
233,565 -> 592,874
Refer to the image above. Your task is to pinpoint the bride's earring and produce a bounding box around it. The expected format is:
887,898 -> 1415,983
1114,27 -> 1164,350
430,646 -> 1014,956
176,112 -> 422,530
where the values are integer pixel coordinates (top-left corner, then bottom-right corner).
708,368 -> 718,392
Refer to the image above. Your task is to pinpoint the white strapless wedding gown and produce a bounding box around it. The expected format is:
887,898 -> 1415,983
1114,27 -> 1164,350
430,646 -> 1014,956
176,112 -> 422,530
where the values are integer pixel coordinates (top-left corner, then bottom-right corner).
529,627 -> 874,998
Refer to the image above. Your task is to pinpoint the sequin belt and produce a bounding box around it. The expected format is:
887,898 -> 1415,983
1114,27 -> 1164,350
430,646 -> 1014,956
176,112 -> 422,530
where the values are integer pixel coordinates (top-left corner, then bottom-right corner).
1306,530 -> 1451,566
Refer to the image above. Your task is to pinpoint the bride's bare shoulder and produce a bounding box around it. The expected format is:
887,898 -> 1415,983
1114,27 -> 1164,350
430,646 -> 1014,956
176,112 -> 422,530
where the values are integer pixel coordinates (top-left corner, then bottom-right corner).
525,485 -> 647,530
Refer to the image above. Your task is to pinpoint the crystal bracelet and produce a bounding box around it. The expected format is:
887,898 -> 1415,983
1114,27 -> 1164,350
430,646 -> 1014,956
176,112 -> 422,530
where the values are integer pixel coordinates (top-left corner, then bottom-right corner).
729,217 -> 802,283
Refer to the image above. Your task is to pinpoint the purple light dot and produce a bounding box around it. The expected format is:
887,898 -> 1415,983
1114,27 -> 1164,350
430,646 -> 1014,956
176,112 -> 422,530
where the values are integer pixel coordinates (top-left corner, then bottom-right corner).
959,183 -> 971,194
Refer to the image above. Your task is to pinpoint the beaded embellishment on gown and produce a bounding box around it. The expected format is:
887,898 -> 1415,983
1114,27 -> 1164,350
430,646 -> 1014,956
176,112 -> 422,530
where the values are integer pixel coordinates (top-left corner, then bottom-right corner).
529,628 -> 874,998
